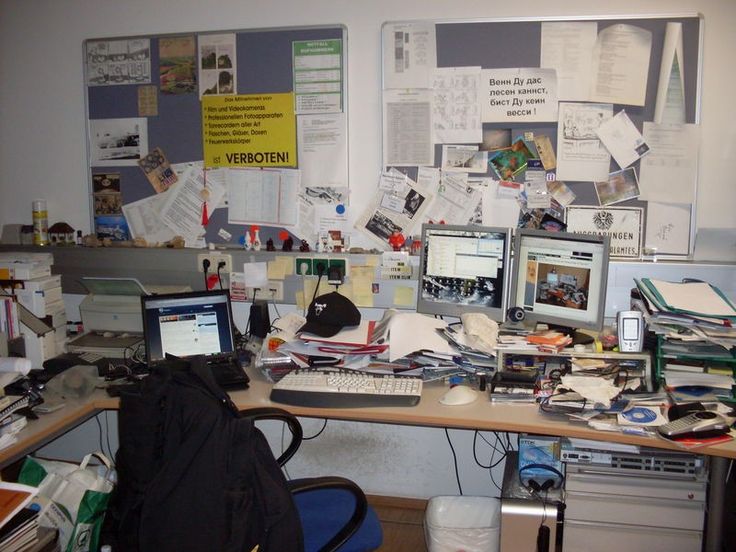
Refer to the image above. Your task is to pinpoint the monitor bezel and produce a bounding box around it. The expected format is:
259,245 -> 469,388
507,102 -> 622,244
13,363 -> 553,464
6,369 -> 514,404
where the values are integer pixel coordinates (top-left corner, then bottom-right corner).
141,289 -> 236,366
508,228 -> 611,332
416,223 -> 512,322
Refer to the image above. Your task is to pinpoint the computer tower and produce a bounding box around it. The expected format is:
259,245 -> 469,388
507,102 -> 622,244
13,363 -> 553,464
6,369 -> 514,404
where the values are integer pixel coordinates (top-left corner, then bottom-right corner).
500,451 -> 564,552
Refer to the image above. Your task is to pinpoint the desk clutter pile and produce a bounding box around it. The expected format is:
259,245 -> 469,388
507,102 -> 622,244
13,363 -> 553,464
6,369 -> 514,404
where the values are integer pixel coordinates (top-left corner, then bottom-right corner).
259,286 -> 736,446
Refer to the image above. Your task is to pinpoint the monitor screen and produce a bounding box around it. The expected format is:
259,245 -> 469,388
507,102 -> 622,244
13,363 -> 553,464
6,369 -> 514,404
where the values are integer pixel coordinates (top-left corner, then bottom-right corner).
142,290 -> 235,365
416,224 -> 511,321
509,229 -> 610,333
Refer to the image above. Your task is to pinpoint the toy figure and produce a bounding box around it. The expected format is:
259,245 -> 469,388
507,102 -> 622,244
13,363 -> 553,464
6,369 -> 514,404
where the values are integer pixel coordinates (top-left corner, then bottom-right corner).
388,230 -> 406,251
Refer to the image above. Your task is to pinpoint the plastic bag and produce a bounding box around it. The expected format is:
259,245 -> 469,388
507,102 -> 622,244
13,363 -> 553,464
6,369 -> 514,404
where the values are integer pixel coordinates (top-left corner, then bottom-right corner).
18,451 -> 115,552
424,495 -> 501,552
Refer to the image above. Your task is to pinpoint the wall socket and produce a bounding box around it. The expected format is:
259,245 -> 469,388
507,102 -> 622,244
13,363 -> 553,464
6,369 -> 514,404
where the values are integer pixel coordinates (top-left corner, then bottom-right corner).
197,252 -> 232,273
245,280 -> 284,302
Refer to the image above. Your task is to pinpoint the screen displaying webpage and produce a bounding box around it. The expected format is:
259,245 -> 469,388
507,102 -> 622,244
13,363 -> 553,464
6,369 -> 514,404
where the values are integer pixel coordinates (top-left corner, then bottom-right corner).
159,311 -> 221,357
422,228 -> 507,309
514,234 -> 605,326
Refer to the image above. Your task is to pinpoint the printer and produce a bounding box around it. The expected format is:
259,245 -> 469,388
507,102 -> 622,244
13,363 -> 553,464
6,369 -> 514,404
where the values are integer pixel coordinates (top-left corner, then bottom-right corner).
67,277 -> 190,357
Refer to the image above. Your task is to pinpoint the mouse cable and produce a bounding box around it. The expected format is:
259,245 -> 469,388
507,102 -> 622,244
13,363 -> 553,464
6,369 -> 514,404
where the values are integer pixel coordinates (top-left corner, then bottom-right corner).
444,427 -> 463,495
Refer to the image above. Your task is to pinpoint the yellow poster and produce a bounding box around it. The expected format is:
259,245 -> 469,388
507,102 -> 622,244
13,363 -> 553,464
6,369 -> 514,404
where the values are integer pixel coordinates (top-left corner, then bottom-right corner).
202,93 -> 296,168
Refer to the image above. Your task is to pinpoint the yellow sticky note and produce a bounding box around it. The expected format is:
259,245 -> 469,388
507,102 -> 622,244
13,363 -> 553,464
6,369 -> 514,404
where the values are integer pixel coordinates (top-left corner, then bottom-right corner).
267,259 -> 286,280
393,286 -> 415,306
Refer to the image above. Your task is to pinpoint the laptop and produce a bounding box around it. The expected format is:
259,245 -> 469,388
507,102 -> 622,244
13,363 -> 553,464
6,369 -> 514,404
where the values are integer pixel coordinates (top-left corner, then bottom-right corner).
141,290 -> 249,389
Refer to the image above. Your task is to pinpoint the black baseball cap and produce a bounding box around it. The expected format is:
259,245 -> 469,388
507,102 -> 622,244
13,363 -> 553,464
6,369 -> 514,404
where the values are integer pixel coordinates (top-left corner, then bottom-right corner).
298,292 -> 361,337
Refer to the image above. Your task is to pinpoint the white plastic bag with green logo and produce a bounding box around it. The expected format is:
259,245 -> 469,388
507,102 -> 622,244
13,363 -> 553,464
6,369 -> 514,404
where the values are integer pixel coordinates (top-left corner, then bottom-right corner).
18,451 -> 115,552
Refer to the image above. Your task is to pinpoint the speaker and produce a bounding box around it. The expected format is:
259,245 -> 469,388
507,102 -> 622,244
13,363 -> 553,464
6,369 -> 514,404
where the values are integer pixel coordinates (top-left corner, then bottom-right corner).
249,300 -> 271,339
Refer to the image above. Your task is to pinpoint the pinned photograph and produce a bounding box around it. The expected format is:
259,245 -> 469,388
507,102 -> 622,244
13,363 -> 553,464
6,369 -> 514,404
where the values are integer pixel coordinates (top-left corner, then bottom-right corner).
95,214 -> 130,241
159,36 -> 196,95
138,147 -> 178,193
489,138 -> 535,181
92,173 -> 122,215
90,118 -> 148,166
198,33 -> 237,97
595,167 -> 640,206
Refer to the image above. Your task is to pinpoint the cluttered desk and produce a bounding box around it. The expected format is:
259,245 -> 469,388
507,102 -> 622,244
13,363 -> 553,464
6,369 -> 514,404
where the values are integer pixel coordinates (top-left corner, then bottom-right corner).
1,227 -> 736,551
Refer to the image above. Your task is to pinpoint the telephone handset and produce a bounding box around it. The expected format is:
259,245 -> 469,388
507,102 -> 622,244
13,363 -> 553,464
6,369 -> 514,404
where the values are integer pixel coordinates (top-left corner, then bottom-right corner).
657,411 -> 730,439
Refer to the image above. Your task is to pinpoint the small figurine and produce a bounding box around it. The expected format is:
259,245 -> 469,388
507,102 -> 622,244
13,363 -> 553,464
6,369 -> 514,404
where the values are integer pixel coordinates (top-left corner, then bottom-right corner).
266,238 -> 275,251
282,236 -> 294,252
299,239 -> 311,252
388,230 -> 406,251
251,225 -> 261,251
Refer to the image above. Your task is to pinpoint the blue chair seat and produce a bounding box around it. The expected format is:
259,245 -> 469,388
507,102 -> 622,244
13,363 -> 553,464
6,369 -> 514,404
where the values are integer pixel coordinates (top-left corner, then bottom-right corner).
294,487 -> 383,552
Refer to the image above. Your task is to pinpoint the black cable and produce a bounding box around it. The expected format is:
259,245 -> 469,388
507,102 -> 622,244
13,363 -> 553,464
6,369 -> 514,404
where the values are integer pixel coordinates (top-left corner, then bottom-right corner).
94,415 -> 106,458
201,258 -> 211,290
104,412 -> 114,462
303,419 -> 328,440
216,261 -> 226,290
444,428 -> 463,495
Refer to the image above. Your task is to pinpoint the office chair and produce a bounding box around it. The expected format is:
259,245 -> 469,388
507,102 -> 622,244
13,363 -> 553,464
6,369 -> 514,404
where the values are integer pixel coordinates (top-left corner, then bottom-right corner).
241,407 -> 384,552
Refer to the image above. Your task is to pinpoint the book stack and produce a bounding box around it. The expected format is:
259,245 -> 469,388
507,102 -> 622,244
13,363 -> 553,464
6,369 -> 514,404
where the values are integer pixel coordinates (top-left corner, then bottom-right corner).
526,330 -> 573,353
0,296 -> 20,341
0,253 -> 64,369
0,482 -> 58,552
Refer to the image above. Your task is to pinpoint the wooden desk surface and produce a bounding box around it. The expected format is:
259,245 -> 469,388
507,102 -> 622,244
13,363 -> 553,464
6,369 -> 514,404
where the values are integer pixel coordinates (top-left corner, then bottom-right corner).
2,365 -> 735,469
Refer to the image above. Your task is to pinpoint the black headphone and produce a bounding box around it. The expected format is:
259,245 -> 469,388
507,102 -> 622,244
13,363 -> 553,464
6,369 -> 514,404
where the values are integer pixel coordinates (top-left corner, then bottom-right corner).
518,463 -> 564,493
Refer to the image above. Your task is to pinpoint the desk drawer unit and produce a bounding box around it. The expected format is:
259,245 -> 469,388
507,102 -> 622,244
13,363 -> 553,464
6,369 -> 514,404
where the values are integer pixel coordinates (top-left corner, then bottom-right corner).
563,466 -> 706,552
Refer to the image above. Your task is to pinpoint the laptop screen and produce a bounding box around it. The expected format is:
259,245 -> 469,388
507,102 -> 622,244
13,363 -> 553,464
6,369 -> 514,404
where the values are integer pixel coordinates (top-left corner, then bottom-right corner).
142,290 -> 235,365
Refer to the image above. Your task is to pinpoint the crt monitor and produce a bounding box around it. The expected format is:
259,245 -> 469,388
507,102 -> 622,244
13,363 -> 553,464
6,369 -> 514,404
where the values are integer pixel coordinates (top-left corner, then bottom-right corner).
509,229 -> 610,336
417,223 -> 511,321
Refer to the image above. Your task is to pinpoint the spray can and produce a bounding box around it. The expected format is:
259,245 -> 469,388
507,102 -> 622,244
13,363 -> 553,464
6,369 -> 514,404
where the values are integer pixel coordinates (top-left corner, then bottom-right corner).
32,200 -> 49,245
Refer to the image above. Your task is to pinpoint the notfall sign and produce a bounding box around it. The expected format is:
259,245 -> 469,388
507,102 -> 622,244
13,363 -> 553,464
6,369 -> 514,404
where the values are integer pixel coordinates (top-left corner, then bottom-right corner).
202,93 -> 296,168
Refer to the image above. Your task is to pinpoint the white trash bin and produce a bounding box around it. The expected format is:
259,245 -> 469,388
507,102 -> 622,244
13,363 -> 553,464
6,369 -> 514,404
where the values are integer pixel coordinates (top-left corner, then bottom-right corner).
424,495 -> 501,552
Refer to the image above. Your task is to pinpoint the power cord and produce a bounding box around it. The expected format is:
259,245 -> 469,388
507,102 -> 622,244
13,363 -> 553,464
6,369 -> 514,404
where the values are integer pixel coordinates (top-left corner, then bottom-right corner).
216,260 -> 226,290
201,258 -> 211,290
444,428 -> 463,495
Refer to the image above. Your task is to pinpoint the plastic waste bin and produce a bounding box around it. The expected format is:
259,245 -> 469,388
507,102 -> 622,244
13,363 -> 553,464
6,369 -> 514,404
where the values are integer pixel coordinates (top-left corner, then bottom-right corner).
424,495 -> 501,552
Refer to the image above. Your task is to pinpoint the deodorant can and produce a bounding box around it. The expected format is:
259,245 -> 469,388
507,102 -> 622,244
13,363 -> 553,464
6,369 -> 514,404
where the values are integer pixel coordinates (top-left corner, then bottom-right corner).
32,199 -> 49,245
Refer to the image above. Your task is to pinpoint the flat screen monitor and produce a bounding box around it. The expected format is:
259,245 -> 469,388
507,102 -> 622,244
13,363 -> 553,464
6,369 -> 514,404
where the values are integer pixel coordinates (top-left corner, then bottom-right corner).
417,224 -> 511,321
509,229 -> 610,335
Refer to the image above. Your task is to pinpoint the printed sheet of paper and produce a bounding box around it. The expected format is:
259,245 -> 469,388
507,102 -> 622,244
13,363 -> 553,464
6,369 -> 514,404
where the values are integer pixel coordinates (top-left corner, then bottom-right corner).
654,22 -> 686,124
421,171 -> 479,226
645,202 -> 691,255
383,22 -> 437,89
227,168 -> 299,227
432,66 -> 482,144
595,110 -> 650,169
292,39 -> 343,114
383,89 -> 433,166
297,113 -> 348,188
355,173 -> 432,248
441,145 -> 487,173
87,38 -> 151,86
122,191 -> 176,245
590,24 -> 652,107
638,122 -> 699,203
480,68 -> 559,122
556,102 -> 612,182
198,33 -> 237,97
540,21 -> 598,101
160,165 -> 226,244
481,179 -> 521,227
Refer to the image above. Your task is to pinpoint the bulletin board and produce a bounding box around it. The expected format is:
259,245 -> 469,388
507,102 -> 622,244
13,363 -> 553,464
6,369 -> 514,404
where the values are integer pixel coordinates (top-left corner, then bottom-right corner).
84,25 -> 348,248
381,15 -> 703,257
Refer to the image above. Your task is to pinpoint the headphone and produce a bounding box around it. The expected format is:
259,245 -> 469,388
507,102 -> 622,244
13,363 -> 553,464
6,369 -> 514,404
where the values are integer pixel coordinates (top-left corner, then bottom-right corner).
518,463 -> 565,493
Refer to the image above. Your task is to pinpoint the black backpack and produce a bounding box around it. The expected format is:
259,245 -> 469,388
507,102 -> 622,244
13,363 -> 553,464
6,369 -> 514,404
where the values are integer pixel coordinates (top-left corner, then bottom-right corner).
107,356 -> 303,552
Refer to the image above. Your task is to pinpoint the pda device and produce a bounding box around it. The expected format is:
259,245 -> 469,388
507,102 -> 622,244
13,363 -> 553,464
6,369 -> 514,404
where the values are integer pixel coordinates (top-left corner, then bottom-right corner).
617,310 -> 644,352
657,411 -> 730,439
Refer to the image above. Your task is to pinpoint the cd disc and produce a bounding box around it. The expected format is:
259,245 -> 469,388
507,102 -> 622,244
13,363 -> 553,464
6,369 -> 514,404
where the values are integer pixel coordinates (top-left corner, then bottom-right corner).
621,406 -> 657,424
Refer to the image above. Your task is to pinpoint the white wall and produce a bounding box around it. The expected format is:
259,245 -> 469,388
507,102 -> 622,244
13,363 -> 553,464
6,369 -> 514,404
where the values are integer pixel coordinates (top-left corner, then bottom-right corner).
1,0 -> 736,236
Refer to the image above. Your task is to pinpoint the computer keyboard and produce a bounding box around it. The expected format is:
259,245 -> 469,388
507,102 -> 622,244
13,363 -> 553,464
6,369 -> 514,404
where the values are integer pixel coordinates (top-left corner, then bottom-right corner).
270,370 -> 423,408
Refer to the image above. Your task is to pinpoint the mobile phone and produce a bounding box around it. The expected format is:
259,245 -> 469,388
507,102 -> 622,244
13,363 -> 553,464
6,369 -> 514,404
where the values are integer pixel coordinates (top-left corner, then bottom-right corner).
657,411 -> 730,439
617,310 -> 644,352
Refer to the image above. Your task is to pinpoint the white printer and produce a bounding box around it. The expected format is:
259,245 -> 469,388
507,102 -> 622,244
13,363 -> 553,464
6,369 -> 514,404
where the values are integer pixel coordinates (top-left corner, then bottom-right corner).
67,277 -> 189,357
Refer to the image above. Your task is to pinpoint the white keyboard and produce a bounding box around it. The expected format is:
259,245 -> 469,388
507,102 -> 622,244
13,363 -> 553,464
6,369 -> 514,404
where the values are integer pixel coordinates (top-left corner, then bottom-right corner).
270,370 -> 422,408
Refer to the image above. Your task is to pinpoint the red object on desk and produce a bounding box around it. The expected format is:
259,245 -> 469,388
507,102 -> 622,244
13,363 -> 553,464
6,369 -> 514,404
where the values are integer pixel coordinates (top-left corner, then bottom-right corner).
388,231 -> 405,251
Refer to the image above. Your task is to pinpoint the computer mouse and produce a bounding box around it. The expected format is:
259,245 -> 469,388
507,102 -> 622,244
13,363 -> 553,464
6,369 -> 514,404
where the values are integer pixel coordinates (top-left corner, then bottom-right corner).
439,385 -> 479,406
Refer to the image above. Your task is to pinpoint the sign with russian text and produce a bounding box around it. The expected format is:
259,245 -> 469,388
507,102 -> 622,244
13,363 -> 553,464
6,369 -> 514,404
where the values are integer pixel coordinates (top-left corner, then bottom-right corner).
202,93 -> 296,168
481,68 -> 558,122
565,205 -> 643,258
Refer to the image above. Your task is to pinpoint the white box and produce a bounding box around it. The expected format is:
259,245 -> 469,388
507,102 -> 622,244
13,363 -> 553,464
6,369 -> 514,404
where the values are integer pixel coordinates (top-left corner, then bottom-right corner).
21,326 -> 56,369
15,290 -> 63,319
